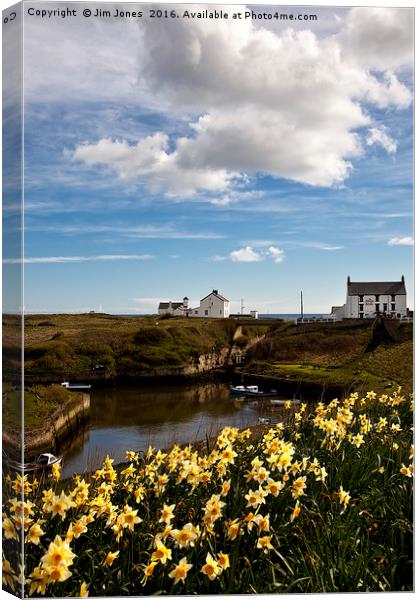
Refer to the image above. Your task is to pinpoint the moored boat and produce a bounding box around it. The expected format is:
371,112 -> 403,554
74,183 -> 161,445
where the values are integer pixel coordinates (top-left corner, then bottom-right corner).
3,452 -> 63,474
230,385 -> 278,398
61,381 -> 92,391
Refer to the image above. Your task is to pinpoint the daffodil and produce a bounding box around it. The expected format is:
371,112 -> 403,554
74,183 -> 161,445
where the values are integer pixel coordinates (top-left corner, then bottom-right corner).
51,463 -> 61,481
290,500 -> 301,522
142,561 -> 158,585
245,487 -> 268,508
168,557 -> 193,585
215,553 -> 229,572
26,521 -> 45,545
201,552 -> 222,580
159,503 -> 175,524
338,486 -> 351,509
257,535 -> 273,553
80,581 -> 89,597
291,476 -> 307,499
41,535 -> 76,569
103,550 -> 119,566
151,541 -> 172,564
2,517 -> 19,541
26,565 -> 48,596
225,518 -> 241,540
170,523 -> 200,548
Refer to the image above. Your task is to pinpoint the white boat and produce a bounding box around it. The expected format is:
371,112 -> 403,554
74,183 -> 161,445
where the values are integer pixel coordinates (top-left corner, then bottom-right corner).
3,452 -> 62,473
61,381 -> 92,391
230,385 -> 277,398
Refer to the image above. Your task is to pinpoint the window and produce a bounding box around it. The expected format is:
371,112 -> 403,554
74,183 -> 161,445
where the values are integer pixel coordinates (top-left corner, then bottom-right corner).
375,295 -> 380,302
359,312 -> 364,318
375,303 -> 380,312
359,295 -> 363,302
391,294 -> 396,302
205,309 -> 208,316
383,304 -> 387,313
391,303 -> 396,312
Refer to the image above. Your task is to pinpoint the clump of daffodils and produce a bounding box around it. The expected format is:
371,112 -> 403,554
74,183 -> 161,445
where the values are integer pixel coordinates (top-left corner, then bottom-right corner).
2,388 -> 413,596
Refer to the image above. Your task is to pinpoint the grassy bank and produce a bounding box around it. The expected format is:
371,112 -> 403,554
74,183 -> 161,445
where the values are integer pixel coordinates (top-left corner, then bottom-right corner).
244,322 -> 413,394
2,314 -> 268,383
3,385 -> 83,430
2,387 -> 413,595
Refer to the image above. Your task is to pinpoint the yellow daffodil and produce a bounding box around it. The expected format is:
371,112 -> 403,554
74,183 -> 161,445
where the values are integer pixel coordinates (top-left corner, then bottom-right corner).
142,561 -> 158,585
338,486 -> 351,509
291,476 -> 307,499
201,552 -> 222,580
218,552 -> 230,570
80,581 -> 89,597
26,521 -> 45,545
168,557 -> 193,585
170,523 -> 200,548
151,541 -> 172,564
257,535 -> 273,553
290,500 -> 301,522
103,550 -> 120,566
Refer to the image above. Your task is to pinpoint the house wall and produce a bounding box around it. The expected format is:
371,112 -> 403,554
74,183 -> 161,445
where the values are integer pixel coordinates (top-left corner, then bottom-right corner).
345,294 -> 406,318
199,294 -> 229,318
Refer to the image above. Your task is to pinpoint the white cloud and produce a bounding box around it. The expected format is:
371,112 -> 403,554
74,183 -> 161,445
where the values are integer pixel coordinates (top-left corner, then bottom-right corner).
28,5 -> 412,197
230,246 -> 264,263
267,246 -> 285,263
3,254 -> 154,264
229,245 -> 285,264
366,126 -> 397,154
387,237 -> 414,246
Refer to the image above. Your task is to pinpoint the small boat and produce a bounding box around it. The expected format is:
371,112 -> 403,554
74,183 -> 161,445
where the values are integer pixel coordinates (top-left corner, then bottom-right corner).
61,381 -> 92,391
230,385 -> 278,398
3,452 -> 62,473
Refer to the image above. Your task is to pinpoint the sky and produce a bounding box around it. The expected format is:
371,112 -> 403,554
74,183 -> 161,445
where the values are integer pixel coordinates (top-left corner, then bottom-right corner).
2,2 -> 414,314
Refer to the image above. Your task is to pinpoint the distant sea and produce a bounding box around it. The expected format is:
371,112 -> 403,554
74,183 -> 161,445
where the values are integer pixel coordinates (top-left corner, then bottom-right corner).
117,313 -> 326,319
259,314 -> 325,320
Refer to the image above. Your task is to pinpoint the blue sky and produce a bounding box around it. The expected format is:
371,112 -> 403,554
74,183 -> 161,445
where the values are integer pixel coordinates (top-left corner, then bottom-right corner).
3,4 -> 413,314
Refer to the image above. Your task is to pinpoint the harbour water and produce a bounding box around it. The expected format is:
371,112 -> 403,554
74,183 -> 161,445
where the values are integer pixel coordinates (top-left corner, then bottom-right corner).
60,382 -> 290,479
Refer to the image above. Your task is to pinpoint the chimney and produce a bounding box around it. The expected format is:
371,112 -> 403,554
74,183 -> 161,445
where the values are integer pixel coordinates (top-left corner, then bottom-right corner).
401,275 -> 405,283
212,289 -> 218,295
183,297 -> 189,308
347,276 -> 350,285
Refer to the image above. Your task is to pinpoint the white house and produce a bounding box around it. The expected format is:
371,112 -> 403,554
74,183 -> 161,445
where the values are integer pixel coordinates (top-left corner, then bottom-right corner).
331,276 -> 407,320
158,297 -> 189,317
189,290 -> 230,319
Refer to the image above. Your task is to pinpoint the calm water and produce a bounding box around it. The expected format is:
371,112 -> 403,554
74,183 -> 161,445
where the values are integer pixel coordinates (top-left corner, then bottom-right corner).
61,383 -> 290,479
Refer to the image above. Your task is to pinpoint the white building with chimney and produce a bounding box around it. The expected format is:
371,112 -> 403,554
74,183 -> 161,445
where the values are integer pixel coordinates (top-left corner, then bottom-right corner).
331,276 -> 407,320
190,289 -> 230,318
158,297 -> 189,317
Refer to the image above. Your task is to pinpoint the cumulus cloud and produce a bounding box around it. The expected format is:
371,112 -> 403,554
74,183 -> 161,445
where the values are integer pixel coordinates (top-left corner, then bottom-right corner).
230,246 -> 264,263
366,126 -> 397,154
69,5 -> 413,196
387,237 -> 414,246
228,245 -> 285,263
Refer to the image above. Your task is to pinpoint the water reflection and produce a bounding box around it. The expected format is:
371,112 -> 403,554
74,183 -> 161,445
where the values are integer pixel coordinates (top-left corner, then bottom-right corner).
61,383 -> 288,478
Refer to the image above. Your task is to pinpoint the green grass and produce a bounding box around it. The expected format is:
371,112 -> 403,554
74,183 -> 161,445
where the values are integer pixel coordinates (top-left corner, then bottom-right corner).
244,322 -> 413,394
1,314 -> 270,380
3,384 -> 82,430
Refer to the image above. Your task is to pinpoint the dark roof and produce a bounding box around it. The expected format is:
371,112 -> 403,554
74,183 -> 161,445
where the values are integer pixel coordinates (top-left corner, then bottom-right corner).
347,281 -> 406,296
200,290 -> 229,303
158,302 -> 184,310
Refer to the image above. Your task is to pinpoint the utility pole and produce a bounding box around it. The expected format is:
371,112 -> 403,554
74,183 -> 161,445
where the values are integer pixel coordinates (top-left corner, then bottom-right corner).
300,291 -> 304,321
